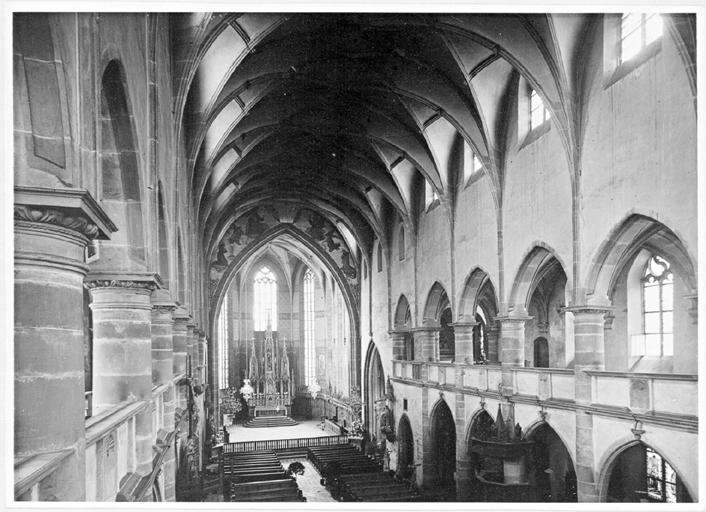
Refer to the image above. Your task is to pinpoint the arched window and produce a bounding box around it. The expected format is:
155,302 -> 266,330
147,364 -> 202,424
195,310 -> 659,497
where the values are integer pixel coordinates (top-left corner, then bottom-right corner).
303,268 -> 315,386
398,225 -> 405,261
377,242 -> 383,272
254,266 -> 277,331
218,295 -> 229,389
640,255 -> 673,356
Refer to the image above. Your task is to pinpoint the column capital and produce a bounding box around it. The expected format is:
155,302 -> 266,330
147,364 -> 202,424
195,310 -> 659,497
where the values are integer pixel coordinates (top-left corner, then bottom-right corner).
564,305 -> 614,316
494,315 -> 533,323
173,307 -> 190,322
450,321 -> 478,329
85,271 -> 163,291
388,329 -> 409,336
410,326 -> 440,333
15,186 -> 116,240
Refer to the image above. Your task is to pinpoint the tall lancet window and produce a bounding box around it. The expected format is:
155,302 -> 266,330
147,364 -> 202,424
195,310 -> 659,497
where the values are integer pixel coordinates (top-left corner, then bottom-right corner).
254,266 -> 277,331
641,255 -> 673,356
218,295 -> 229,389
304,268 -> 316,386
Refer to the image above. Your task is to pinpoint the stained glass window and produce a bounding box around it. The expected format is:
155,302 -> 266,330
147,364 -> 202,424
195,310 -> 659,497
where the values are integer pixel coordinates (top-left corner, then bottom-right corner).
254,266 -> 277,331
621,13 -> 662,63
304,268 -> 316,386
642,255 -> 673,356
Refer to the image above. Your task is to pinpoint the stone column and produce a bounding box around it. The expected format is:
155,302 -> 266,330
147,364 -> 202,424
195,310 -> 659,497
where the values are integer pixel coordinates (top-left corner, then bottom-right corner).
172,308 -> 189,378
486,323 -> 499,363
566,306 -> 612,503
151,291 -> 176,501
412,326 -> 439,362
186,320 -> 196,378
86,273 -> 159,476
14,188 -> 115,501
455,392 -> 472,501
451,322 -> 476,365
495,316 -> 530,394
197,331 -> 207,385
151,291 -> 175,389
389,330 -> 408,360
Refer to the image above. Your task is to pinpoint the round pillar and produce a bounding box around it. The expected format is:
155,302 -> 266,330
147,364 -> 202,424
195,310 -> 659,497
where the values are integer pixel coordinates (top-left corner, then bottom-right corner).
495,316 -> 530,395
389,330 -> 408,360
86,277 -> 156,476
150,295 -> 175,388
14,205 -> 103,500
565,305 -> 612,503
172,309 -> 189,377
412,326 -> 439,362
451,322 -> 476,364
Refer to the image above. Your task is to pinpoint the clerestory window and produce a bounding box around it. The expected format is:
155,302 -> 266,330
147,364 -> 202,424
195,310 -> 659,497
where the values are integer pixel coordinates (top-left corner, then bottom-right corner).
620,13 -> 662,64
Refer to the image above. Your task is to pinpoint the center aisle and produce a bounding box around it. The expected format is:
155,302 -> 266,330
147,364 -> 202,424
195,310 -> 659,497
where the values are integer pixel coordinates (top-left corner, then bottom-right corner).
278,457 -> 336,503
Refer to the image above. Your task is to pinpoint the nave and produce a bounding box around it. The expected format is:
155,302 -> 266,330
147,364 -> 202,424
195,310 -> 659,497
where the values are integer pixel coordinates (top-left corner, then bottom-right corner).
10,9 -> 699,506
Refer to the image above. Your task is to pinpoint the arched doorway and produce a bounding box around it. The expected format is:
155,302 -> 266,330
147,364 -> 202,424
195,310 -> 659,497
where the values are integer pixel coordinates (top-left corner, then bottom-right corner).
397,414 -> 414,480
533,337 -> 549,368
526,423 -> 576,502
430,399 -> 456,493
364,343 -> 385,442
604,443 -> 692,503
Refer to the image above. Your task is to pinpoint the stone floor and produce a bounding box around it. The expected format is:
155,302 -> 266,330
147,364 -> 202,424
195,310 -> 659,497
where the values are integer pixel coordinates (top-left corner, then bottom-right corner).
226,419 -> 331,442
278,457 -> 337,502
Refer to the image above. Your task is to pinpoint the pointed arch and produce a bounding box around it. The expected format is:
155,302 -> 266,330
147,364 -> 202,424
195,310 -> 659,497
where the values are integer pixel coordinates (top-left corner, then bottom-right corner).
363,342 -> 385,436
426,397 -> 456,490
209,224 -> 360,362
394,294 -> 412,329
508,244 -> 570,315
397,413 -> 414,479
583,213 -> 696,304
100,59 -> 146,264
458,267 -> 498,322
422,282 -> 451,326
597,439 -> 694,503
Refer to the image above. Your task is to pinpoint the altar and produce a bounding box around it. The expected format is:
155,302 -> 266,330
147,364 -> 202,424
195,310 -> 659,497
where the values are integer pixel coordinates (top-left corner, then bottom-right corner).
245,321 -> 294,419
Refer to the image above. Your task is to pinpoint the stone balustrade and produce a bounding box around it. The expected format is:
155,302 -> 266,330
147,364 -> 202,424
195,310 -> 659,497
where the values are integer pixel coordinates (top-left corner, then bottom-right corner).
585,370 -> 697,417
391,361 -> 697,421
510,367 -> 575,402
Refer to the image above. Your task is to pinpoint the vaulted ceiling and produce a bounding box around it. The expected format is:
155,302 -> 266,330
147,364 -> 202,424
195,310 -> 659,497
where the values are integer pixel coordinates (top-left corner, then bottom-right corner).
172,13 -> 601,267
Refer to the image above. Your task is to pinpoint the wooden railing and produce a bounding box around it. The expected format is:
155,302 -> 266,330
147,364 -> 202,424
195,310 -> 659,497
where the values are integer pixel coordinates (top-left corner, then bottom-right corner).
223,434 -> 349,454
